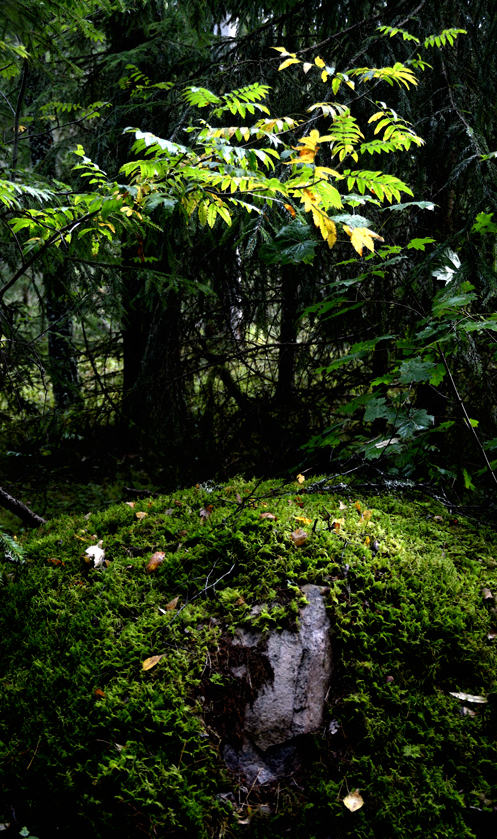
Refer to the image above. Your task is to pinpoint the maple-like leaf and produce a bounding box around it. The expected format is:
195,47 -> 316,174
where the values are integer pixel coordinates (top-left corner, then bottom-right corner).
343,225 -> 384,255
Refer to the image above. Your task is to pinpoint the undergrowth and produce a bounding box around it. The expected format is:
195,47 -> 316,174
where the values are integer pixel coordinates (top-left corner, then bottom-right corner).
1,477 -> 497,838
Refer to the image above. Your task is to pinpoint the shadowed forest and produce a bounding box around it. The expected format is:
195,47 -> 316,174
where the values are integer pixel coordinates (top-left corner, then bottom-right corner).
0,0 -> 496,524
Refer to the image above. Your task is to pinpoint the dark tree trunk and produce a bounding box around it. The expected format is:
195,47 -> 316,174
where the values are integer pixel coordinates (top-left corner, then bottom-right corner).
45,261 -> 81,410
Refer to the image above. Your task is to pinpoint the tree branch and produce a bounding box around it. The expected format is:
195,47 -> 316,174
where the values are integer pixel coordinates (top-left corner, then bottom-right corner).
0,485 -> 46,527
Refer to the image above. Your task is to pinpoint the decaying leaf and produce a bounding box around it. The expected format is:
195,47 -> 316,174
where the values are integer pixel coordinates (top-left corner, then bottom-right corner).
236,493 -> 243,504
47,557 -> 65,566
361,510 -> 372,522
200,505 -> 213,523
291,528 -> 308,547
146,551 -> 166,572
433,515 -> 443,522
343,789 -> 364,812
125,501 -> 135,508
339,500 -> 348,510
165,596 -> 179,610
295,516 -> 312,525
173,499 -> 183,507
260,512 -> 277,520
355,501 -> 362,512
85,540 -> 105,568
135,511 -> 148,520
296,473 -> 305,484
234,596 -> 245,606
449,691 -> 488,704
94,688 -> 105,698
482,588 -> 494,601
142,654 -> 165,671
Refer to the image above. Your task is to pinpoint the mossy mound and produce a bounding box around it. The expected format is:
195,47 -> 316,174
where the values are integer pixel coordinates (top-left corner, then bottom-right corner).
1,478 -> 497,838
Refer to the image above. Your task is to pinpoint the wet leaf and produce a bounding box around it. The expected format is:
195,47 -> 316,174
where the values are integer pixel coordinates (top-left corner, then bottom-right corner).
125,501 -> 135,508
136,511 -> 148,520
296,473 -> 305,484
343,789 -> 364,812
449,691 -> 488,704
146,551 -> 166,572
291,528 -> 308,547
295,516 -> 312,525
260,512 -> 277,520
142,654 -> 164,671
94,688 -> 105,698
165,596 -> 179,610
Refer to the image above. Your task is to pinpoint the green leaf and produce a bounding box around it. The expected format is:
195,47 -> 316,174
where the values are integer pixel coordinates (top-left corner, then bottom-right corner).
462,468 -> 475,491
364,398 -> 389,422
407,237 -> 436,250
399,357 -> 437,383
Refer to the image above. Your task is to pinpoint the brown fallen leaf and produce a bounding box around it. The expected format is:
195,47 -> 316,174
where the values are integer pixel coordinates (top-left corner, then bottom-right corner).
260,512 -> 277,520
165,596 -> 179,611
291,528 -> 308,547
343,789 -> 364,812
234,596 -> 245,606
482,588 -> 494,601
94,688 -> 105,698
178,529 -> 188,537
142,654 -> 164,671
136,511 -> 148,520
173,500 -> 183,507
125,501 -> 135,508
146,551 -> 166,572
47,557 -> 65,566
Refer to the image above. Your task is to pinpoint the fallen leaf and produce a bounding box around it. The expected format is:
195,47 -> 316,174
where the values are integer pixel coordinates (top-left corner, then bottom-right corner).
260,512 -> 277,520
173,500 -> 183,507
85,540 -> 105,568
200,505 -> 213,523
178,529 -> 188,537
84,512 -> 92,520
361,510 -> 372,522
482,588 -> 494,601
47,557 -> 65,566
142,654 -> 164,671
236,493 -> 242,504
339,500 -> 348,510
459,705 -> 476,717
433,515 -> 443,522
296,473 -> 305,484
164,508 -> 174,516
234,596 -> 245,605
291,528 -> 308,547
165,596 -> 179,610
355,501 -> 362,512
487,632 -> 497,640
146,551 -> 166,572
136,511 -> 148,520
94,688 -> 105,698
343,789 -> 364,812
295,516 -> 312,525
449,691 -> 488,704
125,501 -> 135,508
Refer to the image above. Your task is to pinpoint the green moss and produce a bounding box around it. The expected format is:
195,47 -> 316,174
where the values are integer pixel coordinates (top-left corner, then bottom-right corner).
1,478 -> 497,837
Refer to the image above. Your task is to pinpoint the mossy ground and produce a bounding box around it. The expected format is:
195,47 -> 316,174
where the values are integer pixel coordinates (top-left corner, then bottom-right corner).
1,477 -> 497,838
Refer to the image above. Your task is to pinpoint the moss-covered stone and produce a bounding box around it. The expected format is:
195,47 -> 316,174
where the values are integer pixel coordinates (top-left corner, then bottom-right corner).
1,477 -> 497,838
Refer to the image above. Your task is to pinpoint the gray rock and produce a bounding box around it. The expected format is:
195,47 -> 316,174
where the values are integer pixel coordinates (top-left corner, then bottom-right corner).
222,584 -> 332,783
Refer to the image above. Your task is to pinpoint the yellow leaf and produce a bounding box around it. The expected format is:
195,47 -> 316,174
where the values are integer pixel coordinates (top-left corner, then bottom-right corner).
314,56 -> 326,68
343,225 -> 384,256
142,654 -> 164,671
284,203 -> 296,217
343,790 -> 364,812
301,189 -> 318,212
278,58 -> 301,71
355,501 -> 362,512
321,70 -> 329,83
272,47 -> 297,56
135,511 -> 148,520
295,516 -> 312,525
296,473 -> 305,484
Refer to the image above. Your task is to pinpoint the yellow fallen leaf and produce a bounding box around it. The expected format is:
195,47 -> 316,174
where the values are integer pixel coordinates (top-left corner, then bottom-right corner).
361,510 -> 372,522
296,473 -> 305,484
136,511 -> 148,520
295,516 -> 312,525
142,654 -> 164,671
343,789 -> 364,812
